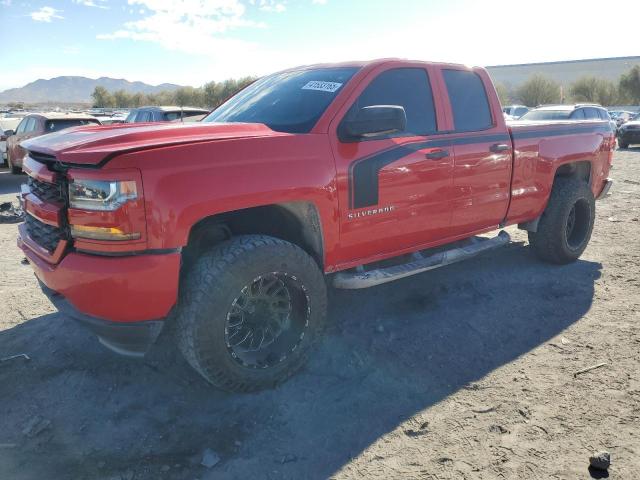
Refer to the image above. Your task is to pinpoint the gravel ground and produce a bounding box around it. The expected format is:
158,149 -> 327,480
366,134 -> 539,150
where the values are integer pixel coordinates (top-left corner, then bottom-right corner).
0,149 -> 639,480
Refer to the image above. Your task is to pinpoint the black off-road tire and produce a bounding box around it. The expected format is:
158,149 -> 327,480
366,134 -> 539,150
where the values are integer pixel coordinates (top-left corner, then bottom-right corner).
618,140 -> 629,149
528,178 -> 595,264
176,235 -> 327,392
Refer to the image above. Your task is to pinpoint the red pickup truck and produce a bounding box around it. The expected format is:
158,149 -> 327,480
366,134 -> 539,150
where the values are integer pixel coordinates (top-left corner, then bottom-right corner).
18,59 -> 614,392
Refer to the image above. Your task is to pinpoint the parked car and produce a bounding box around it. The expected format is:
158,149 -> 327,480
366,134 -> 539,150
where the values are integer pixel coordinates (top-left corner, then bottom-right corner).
520,104 -> 617,133
609,110 -> 636,128
6,113 -> 101,174
124,106 -> 209,123
18,59 -> 614,392
617,116 -> 640,148
0,118 -> 21,166
502,104 -> 529,119
520,104 -> 611,121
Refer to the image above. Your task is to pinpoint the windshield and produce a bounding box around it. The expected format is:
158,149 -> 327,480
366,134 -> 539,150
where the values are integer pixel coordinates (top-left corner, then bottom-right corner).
520,109 -> 571,121
203,67 -> 359,133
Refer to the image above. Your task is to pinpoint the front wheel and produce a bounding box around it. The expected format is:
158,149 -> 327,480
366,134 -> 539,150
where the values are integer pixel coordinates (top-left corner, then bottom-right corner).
176,235 -> 327,392
528,178 -> 595,264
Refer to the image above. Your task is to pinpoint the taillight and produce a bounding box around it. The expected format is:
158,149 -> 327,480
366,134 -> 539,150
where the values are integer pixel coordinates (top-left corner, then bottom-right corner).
0,135 -> 7,141
66,169 -> 146,251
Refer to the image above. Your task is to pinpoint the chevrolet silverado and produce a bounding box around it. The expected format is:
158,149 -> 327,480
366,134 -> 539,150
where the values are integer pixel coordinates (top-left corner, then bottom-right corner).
18,59 -> 614,392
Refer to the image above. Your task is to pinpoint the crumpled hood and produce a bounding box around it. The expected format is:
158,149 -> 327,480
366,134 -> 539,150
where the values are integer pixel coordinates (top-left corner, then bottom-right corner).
21,122 -> 285,165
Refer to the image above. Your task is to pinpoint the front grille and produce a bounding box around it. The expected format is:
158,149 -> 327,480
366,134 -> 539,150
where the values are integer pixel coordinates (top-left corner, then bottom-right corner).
27,176 -> 63,203
25,215 -> 65,252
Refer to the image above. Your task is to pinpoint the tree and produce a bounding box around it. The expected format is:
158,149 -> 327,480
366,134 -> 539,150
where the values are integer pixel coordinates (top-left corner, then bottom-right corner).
516,75 -> 561,107
91,86 -> 114,108
112,89 -> 132,108
494,83 -> 510,106
570,76 -> 619,106
619,65 -> 640,104
203,81 -> 218,108
130,92 -> 145,108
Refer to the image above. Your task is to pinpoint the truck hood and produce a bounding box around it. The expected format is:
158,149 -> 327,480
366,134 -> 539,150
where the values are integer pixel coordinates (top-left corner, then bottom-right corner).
21,122 -> 286,165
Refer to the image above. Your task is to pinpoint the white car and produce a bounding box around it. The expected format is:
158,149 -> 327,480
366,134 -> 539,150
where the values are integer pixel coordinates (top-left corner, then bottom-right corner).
0,118 -> 20,165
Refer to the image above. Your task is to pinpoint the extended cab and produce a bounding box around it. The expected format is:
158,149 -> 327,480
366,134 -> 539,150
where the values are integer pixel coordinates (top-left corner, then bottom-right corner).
18,59 -> 614,392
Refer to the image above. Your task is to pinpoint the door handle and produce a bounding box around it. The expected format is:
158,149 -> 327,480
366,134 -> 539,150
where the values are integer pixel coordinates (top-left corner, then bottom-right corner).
425,149 -> 449,160
490,143 -> 510,153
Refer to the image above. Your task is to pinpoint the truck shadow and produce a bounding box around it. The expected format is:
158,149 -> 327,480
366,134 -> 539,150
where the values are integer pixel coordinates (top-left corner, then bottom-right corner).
0,242 -> 601,480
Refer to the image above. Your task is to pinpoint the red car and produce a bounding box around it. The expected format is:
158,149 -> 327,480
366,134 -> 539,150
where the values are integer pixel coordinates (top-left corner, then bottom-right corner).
18,59 -> 614,391
6,113 -> 100,173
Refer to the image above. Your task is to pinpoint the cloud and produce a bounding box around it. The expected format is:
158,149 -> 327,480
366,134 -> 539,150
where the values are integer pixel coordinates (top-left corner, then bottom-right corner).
1,0 -> 13,7
249,0 -> 286,12
98,0 -> 266,55
30,6 -> 64,22
311,0 -> 326,4
73,0 -> 109,9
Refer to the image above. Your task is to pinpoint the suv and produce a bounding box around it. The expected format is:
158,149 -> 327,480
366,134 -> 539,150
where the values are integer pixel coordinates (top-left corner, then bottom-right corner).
6,113 -> 101,174
617,114 -> 640,148
124,106 -> 209,123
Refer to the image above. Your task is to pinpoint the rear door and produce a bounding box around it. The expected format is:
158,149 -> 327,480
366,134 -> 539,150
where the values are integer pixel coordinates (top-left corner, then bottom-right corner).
329,65 -> 454,264
440,68 -> 513,236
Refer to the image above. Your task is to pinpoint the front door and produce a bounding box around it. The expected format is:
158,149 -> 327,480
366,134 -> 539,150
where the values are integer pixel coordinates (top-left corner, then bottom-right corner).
330,66 -> 454,265
8,117 -> 39,164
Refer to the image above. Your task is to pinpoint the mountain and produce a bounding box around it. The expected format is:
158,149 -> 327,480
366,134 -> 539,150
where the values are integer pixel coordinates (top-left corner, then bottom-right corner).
0,76 -> 185,104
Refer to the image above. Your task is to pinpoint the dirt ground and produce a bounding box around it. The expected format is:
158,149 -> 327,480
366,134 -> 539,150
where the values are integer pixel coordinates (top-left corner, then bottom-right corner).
0,150 -> 639,480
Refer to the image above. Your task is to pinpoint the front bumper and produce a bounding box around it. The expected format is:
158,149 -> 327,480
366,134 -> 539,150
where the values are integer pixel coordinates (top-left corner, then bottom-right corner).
40,281 -> 164,357
18,235 -> 181,356
19,236 -> 181,322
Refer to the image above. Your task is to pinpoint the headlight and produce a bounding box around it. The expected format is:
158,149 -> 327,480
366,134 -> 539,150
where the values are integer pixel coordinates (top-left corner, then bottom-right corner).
69,179 -> 137,211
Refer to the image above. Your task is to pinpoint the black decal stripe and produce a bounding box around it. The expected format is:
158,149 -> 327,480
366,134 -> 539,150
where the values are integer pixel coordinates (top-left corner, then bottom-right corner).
348,133 -> 509,209
348,124 -> 611,210
511,124 -> 613,140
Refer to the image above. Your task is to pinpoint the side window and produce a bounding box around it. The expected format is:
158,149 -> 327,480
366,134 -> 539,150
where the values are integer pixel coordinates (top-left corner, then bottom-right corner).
343,68 -> 437,138
570,109 -> 585,120
597,109 -> 609,120
165,112 -> 182,121
443,69 -> 493,132
583,108 -> 599,120
137,111 -> 152,122
16,119 -> 27,134
25,118 -> 37,132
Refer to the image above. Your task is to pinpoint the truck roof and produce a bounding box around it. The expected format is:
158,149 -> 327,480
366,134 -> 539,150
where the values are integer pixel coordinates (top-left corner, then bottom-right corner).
280,58 -> 479,72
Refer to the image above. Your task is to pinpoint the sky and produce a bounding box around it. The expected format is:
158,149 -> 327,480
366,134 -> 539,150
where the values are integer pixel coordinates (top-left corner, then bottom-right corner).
1,0 -> 639,91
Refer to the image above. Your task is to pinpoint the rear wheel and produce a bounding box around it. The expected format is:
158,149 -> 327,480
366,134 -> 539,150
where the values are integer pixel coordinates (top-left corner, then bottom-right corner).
176,235 -> 327,392
528,178 -> 595,264
618,140 -> 629,149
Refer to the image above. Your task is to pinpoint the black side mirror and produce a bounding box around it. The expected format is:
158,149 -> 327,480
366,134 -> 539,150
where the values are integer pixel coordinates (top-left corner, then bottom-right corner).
4,130 -> 15,137
341,105 -> 407,140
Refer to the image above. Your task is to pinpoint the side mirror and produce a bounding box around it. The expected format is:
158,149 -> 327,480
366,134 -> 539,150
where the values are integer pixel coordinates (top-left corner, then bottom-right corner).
341,105 -> 407,140
4,130 -> 15,137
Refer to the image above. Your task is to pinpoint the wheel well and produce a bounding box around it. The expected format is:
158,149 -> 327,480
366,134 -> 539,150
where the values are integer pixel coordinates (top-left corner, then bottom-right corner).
519,160 -> 592,233
554,160 -> 591,185
182,202 -> 324,271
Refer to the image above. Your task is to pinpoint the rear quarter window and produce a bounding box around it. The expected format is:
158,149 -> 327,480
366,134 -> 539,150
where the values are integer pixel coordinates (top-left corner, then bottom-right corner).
443,69 -> 493,132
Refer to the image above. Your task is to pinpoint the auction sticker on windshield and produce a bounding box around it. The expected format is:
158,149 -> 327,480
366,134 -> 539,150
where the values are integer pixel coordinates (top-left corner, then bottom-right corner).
302,81 -> 343,92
